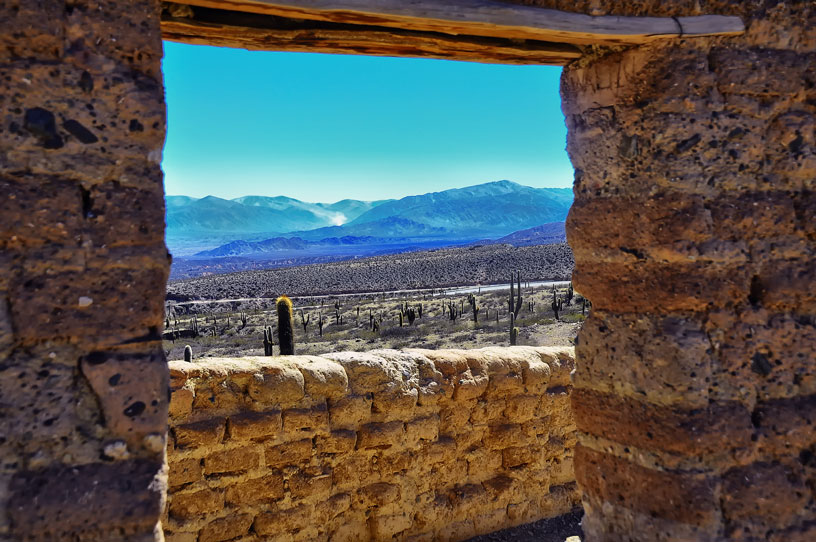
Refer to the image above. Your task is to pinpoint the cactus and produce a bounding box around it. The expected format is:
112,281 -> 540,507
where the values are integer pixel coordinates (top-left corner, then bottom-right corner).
183,344 -> 192,362
299,309 -> 310,333
318,311 -> 325,337
551,296 -> 560,321
510,314 -> 518,345
447,301 -> 458,321
417,303 -> 423,319
263,326 -> 274,356
467,294 -> 479,323
406,307 -> 416,325
399,311 -> 404,327
509,271 -> 523,318
240,311 -> 247,328
192,314 -> 199,337
566,282 -> 574,305
276,295 -> 295,355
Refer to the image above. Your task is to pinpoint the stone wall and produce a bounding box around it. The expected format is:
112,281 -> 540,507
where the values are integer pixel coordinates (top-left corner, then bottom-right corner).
164,347 -> 578,542
562,1 -> 815,540
0,1 -> 169,541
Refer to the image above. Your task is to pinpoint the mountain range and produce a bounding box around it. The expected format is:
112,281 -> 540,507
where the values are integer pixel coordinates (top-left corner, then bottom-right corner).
167,180 -> 571,257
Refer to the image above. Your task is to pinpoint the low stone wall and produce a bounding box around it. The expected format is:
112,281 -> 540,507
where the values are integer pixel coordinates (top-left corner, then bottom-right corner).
164,347 -> 578,541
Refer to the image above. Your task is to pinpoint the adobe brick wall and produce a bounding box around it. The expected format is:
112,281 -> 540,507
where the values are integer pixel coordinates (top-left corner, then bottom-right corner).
0,1 -> 169,540
561,1 -> 815,540
164,347 -> 578,542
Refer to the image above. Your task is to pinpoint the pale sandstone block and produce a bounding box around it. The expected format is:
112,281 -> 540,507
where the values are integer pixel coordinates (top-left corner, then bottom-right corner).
228,410 -> 282,442
357,482 -> 401,507
369,512 -> 413,539
168,457 -> 202,488
294,356 -> 349,400
504,395 -> 540,423
169,488 -> 224,520
289,469 -> 333,500
265,438 -> 313,467
316,429 -> 357,454
253,503 -> 313,535
174,418 -> 226,449
199,514 -> 253,542
169,387 -> 194,419
225,472 -> 284,505
328,395 -> 372,429
247,363 -> 305,407
357,421 -> 405,450
283,404 -> 330,438
203,446 -> 261,475
405,415 -> 440,448
315,492 -> 352,522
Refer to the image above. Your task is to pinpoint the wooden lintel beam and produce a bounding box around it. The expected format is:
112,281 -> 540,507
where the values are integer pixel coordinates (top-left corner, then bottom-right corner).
176,0 -> 745,46
161,16 -> 583,65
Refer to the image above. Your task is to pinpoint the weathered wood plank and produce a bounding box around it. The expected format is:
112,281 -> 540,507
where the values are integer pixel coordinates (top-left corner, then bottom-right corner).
161,15 -> 583,64
176,0 -> 745,46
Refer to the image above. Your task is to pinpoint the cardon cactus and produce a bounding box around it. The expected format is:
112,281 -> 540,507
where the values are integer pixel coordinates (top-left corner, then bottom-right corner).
183,344 -> 192,362
277,295 -> 295,355
263,326 -> 274,356
509,271 -> 522,318
510,314 -> 519,345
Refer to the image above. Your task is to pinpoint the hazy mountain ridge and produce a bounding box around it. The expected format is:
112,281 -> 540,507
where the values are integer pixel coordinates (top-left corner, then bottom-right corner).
168,181 -> 573,264
166,194 -> 391,235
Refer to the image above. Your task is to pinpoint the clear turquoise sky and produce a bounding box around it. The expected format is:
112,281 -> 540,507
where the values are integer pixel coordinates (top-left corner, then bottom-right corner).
161,42 -> 573,202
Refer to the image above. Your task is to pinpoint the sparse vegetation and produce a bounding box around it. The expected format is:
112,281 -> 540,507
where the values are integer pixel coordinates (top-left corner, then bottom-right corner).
166,243 -> 573,301
163,282 -> 585,360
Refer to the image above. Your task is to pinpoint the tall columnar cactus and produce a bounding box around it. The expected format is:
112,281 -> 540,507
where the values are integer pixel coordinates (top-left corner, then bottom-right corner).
277,295 -> 295,355
510,314 -> 518,345
406,307 -> 416,325
192,314 -> 199,337
468,294 -> 479,323
183,344 -> 192,362
509,271 -> 522,318
566,282 -> 574,305
318,311 -> 325,337
263,326 -> 274,356
551,296 -> 560,321
240,311 -> 248,328
299,309 -> 310,333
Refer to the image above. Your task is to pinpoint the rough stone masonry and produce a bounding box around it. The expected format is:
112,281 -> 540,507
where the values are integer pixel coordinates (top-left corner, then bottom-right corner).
0,0 -> 814,541
1,1 -> 170,541
164,347 -> 578,542
554,1 -> 815,540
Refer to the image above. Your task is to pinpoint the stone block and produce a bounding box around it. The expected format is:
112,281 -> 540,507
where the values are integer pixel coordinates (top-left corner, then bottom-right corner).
357,483 -> 401,507
228,410 -> 282,442
265,438 -> 314,467
328,395 -> 372,429
169,388 -> 194,419
203,446 -> 261,475
283,404 -> 330,438
174,418 -> 226,449
199,514 -> 254,542
254,504 -> 313,536
572,388 -> 754,460
316,430 -> 357,455
357,421 -> 405,450
369,512 -> 413,539
575,446 -> 718,527
79,348 -> 168,446
169,488 -> 224,520
502,446 -> 538,469
721,462 -> 809,534
295,356 -> 349,399
7,460 -> 164,540
247,363 -> 305,407
168,457 -> 202,488
225,472 -> 285,506
503,395 -> 540,423
406,415 -> 440,447
289,469 -> 333,500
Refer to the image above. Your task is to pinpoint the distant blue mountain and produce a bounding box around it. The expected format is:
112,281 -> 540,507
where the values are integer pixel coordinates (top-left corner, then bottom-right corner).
168,181 -> 573,259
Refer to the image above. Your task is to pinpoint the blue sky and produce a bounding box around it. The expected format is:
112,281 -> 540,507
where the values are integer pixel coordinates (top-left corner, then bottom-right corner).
161,42 -> 573,202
